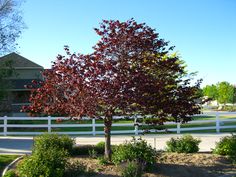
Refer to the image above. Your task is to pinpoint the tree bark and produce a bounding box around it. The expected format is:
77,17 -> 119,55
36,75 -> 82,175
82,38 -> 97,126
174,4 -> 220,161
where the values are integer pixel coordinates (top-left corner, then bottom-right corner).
104,115 -> 112,161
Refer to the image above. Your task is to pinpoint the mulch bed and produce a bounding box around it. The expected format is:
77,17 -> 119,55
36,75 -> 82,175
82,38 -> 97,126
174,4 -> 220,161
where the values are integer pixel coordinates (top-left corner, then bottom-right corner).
69,152 -> 236,177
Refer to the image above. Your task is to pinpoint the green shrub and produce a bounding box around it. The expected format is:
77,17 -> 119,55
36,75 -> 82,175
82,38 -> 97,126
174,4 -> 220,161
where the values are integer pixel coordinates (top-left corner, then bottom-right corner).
113,137 -> 156,169
88,149 -> 98,159
3,169 -> 17,177
17,147 -> 68,177
166,135 -> 201,153
33,133 -> 75,155
98,156 -> 109,165
213,134 -> 236,162
17,133 -> 71,177
95,141 -> 105,154
121,161 -> 142,177
72,145 -> 94,156
72,143 -> 115,156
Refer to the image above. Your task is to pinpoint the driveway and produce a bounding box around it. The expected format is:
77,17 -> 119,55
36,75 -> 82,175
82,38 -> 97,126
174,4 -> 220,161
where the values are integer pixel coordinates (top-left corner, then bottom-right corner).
0,133 -> 230,155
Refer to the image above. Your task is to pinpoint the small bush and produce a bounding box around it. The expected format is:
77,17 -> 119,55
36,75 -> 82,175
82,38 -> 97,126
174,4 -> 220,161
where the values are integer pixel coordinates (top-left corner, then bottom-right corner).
17,133 -> 71,177
3,170 -> 17,177
17,147 -> 68,177
88,149 -> 98,159
72,143 -> 115,156
33,133 -> 75,155
95,141 -> 105,154
213,134 -> 236,162
113,137 -> 156,170
98,156 -> 109,165
166,135 -> 201,153
121,161 -> 142,177
72,145 -> 94,156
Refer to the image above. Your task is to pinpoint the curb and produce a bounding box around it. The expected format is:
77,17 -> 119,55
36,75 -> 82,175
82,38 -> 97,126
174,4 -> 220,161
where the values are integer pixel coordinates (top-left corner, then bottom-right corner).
1,156 -> 23,177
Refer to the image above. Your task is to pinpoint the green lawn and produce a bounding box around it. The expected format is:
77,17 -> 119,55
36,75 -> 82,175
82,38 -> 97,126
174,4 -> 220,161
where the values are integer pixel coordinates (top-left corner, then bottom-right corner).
0,155 -> 19,174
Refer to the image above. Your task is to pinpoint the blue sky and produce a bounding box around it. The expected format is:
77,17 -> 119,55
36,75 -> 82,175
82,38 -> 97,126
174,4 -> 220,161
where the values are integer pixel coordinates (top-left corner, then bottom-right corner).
17,0 -> 236,87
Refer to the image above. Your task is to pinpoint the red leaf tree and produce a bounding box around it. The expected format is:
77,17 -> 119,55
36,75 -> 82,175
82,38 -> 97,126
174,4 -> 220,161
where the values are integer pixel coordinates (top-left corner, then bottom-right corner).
23,52 -> 98,117
23,19 -> 202,160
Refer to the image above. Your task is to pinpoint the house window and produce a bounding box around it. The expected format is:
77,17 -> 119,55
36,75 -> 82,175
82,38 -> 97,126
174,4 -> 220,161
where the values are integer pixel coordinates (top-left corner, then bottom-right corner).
11,91 -> 30,104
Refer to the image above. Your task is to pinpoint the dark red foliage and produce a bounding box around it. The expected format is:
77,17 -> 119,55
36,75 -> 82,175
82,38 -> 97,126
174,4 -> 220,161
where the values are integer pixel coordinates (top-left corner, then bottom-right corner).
22,53 -> 99,118
23,19 -> 202,160
92,19 -> 201,122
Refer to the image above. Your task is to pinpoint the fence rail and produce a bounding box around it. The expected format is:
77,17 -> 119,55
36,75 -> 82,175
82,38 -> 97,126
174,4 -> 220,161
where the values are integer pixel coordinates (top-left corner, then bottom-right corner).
0,112 -> 236,136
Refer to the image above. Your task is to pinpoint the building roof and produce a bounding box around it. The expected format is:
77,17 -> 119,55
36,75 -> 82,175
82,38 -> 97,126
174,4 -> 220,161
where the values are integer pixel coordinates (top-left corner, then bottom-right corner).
0,52 -> 43,68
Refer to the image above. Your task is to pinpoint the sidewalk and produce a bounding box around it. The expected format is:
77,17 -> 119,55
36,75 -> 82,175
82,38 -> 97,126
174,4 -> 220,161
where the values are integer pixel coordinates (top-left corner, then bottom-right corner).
0,133 -> 231,155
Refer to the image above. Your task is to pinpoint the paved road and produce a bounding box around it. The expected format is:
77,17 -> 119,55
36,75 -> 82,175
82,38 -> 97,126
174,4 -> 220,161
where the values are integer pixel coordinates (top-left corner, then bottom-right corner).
0,133 -> 231,155
0,137 -> 33,154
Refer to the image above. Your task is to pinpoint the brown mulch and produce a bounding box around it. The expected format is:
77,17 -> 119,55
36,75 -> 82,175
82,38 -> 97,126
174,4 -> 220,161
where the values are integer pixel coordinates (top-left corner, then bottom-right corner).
69,153 -> 236,177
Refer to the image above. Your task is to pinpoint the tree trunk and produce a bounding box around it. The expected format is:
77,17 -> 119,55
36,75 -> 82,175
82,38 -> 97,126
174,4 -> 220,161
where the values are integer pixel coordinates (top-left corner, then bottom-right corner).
104,115 -> 112,161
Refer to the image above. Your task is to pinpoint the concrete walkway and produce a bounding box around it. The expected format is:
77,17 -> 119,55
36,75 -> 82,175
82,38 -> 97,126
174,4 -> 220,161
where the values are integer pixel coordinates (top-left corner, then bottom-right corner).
0,133 -> 231,155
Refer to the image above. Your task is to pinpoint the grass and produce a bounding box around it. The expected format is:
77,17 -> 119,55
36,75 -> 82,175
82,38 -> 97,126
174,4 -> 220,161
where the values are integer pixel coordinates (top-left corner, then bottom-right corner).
0,155 -> 19,174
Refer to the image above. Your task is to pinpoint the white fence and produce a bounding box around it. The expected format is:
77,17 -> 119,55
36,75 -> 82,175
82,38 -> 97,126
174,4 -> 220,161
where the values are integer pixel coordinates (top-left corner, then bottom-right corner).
0,112 -> 236,136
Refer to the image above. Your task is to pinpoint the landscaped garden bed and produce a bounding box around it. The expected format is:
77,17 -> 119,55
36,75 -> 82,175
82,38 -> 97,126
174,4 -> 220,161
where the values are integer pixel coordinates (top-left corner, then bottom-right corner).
6,152 -> 236,177
3,134 -> 236,177
66,152 -> 236,177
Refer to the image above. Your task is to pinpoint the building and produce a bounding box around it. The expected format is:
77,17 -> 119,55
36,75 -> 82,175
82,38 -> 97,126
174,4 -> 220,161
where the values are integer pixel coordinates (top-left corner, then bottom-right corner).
0,52 -> 44,116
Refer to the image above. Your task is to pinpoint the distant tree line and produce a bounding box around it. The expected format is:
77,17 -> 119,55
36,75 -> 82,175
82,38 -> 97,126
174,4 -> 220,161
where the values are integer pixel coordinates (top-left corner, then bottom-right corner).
203,81 -> 236,105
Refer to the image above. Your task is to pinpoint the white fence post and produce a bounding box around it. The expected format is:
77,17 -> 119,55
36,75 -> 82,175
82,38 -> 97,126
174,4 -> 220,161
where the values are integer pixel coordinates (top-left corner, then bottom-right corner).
48,116 -> 51,133
134,118 -> 139,135
177,122 -> 180,134
216,112 -> 220,133
92,119 -> 96,136
3,116 -> 7,136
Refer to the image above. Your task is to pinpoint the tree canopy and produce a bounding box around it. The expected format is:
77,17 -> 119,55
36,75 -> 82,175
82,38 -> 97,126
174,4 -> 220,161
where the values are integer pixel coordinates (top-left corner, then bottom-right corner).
203,84 -> 218,100
23,19 -> 202,160
217,82 -> 235,105
203,81 -> 236,105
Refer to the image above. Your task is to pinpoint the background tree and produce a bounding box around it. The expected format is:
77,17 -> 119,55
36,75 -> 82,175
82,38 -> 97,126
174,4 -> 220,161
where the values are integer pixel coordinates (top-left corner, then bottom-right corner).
24,19 -> 202,160
233,86 -> 236,106
203,84 -> 218,100
0,60 -> 16,115
203,82 -> 236,108
217,81 -> 234,105
0,0 -> 25,55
